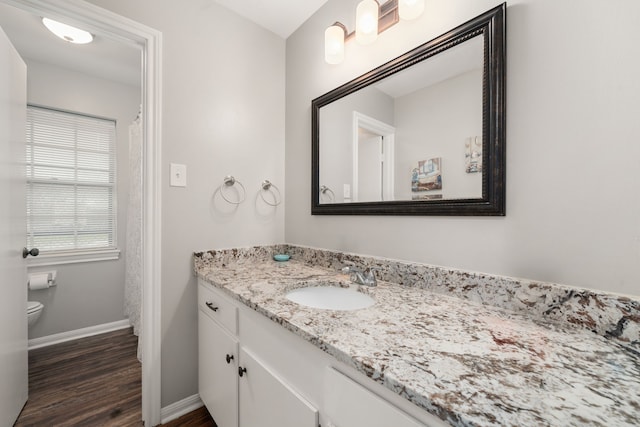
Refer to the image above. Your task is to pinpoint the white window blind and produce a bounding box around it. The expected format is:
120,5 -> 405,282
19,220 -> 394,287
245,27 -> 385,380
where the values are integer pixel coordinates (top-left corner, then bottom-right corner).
26,106 -> 117,255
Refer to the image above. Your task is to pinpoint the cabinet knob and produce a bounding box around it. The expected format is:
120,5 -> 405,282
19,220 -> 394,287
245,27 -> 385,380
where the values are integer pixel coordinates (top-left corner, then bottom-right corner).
205,301 -> 219,312
238,366 -> 247,377
225,354 -> 234,364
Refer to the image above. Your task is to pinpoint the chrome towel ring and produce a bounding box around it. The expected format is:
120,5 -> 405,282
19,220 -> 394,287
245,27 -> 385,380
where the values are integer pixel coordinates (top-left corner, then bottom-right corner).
220,175 -> 246,204
319,185 -> 335,202
260,180 -> 282,206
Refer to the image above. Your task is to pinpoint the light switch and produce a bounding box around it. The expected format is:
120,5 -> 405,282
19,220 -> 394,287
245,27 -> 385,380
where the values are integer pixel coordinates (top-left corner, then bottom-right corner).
343,184 -> 351,199
170,163 -> 187,187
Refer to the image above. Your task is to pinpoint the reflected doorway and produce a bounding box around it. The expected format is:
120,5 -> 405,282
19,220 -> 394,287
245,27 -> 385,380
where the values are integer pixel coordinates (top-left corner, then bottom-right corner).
352,111 -> 395,202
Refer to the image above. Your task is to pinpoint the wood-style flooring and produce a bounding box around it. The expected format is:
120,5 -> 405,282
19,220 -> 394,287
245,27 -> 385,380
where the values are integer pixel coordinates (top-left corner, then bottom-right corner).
14,328 -> 216,427
160,407 -> 217,427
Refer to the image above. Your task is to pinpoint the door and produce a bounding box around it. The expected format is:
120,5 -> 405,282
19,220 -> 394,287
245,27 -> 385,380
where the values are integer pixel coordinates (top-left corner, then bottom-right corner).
238,347 -> 318,427
0,24 -> 28,426
353,112 -> 396,203
199,310 -> 239,427
357,132 -> 383,202
325,368 -> 431,427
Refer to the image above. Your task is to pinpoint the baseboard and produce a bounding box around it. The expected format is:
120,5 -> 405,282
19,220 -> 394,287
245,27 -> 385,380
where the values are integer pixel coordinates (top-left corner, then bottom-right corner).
28,319 -> 131,350
160,394 -> 204,424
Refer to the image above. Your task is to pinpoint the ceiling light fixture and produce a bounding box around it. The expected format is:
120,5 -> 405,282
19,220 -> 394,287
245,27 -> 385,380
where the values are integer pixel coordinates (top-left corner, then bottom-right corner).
324,0 -> 424,64
42,18 -> 93,44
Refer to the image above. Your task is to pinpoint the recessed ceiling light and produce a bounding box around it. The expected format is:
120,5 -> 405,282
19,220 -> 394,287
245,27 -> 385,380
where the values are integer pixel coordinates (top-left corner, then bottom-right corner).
42,17 -> 93,44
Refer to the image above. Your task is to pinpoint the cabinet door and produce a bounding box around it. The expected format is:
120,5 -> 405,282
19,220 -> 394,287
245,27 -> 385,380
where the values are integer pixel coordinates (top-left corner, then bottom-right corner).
199,310 -> 239,427
325,367 -> 430,427
238,347 -> 318,427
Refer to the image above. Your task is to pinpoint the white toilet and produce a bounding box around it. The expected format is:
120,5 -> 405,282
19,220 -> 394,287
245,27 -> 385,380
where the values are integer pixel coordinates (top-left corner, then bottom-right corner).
27,301 -> 44,327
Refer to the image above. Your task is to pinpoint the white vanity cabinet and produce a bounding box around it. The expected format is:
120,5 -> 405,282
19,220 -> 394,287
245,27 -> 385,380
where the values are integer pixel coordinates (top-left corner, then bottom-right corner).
198,281 -> 318,427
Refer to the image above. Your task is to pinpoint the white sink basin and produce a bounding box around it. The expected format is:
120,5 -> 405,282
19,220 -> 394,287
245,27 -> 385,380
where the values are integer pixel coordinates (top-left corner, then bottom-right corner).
286,285 -> 374,311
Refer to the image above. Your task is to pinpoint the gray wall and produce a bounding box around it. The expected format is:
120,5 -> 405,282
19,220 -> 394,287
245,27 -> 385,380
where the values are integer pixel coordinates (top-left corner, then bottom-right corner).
319,86 -> 394,203
394,69 -> 483,200
26,59 -> 141,339
285,0 -> 640,297
88,0 -> 286,407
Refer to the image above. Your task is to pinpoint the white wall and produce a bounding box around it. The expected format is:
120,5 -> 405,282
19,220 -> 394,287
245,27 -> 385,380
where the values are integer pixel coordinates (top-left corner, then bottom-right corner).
88,0 -> 286,407
26,59 -> 140,339
286,0 -> 640,297
394,69 -> 483,200
319,86 -> 394,202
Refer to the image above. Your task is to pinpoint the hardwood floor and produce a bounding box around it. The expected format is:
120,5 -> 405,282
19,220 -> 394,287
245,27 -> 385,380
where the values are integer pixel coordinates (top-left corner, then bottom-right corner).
15,328 -> 216,427
160,407 -> 217,427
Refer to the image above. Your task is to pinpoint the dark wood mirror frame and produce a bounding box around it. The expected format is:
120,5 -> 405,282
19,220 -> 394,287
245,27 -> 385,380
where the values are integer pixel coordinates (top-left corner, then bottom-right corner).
312,3 -> 505,216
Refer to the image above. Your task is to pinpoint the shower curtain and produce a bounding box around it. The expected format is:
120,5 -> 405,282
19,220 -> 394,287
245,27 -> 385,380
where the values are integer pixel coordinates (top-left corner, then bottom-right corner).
125,112 -> 143,361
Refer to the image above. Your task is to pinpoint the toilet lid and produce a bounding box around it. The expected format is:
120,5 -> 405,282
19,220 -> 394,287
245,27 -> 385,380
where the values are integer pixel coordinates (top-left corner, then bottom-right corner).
27,301 -> 43,313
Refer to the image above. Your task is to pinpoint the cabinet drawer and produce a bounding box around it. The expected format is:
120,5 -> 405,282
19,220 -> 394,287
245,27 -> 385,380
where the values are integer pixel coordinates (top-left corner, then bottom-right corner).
199,281 -> 238,335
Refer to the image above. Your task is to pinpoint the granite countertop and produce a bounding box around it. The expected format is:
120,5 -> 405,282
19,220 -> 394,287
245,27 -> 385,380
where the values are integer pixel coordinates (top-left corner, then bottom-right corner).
195,257 -> 640,427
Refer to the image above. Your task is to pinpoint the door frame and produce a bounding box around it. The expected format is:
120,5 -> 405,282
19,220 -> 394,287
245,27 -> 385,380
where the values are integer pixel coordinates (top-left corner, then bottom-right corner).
0,0 -> 163,425
352,111 -> 396,202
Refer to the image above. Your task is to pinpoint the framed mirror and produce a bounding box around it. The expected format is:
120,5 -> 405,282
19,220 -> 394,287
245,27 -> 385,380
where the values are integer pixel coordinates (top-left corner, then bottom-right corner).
312,3 -> 505,216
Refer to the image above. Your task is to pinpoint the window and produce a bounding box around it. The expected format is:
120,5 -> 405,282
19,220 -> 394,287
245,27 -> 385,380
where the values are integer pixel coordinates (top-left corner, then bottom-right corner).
26,106 -> 118,262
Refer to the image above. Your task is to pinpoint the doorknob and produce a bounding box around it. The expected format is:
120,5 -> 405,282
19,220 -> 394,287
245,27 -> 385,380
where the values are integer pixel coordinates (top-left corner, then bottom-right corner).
22,247 -> 39,258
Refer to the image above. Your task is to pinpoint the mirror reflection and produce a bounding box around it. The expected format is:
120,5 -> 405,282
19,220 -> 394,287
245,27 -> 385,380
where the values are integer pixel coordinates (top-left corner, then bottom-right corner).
319,35 -> 484,204
312,3 -> 505,216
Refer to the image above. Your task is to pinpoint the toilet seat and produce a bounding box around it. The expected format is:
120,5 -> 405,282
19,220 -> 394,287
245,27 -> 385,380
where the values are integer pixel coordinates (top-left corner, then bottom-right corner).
28,301 -> 43,314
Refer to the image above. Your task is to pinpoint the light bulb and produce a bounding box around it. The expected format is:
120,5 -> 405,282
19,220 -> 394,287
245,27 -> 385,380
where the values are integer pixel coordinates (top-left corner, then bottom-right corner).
399,0 -> 425,21
42,17 -> 93,44
325,25 -> 345,64
356,0 -> 379,45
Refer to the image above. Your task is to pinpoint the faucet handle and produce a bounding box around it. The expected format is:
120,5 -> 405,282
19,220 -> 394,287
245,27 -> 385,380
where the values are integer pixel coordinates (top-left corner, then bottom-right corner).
362,267 -> 378,286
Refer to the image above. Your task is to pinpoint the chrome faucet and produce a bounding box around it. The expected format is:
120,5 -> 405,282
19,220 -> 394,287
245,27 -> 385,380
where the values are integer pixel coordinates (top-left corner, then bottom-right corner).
341,265 -> 377,287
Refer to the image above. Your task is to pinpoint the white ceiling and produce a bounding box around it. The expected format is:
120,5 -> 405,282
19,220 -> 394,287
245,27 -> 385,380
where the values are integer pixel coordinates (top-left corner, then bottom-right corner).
213,0 -> 329,39
0,2 -> 141,87
374,36 -> 484,98
0,1 -> 328,87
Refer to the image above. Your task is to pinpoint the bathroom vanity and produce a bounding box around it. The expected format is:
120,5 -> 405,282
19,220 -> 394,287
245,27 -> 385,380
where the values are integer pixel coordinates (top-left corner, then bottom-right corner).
194,245 -> 640,427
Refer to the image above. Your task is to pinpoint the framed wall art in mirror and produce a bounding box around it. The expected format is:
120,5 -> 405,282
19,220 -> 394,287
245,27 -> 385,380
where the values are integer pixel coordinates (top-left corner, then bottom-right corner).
312,3 -> 506,216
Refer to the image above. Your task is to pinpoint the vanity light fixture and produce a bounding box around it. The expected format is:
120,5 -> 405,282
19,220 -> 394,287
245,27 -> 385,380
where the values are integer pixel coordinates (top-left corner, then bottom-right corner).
324,0 -> 424,64
42,17 -> 93,44
325,22 -> 347,64
355,0 -> 379,45
398,0 -> 425,21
